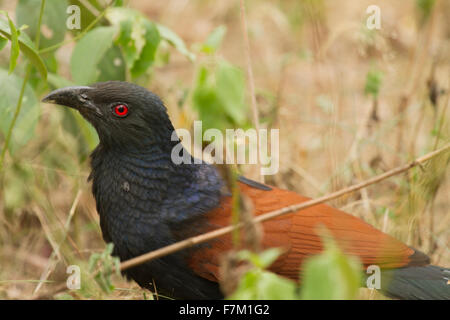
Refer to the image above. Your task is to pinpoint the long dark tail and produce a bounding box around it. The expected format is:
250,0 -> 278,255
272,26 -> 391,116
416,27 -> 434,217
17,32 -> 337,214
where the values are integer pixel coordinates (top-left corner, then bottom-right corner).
380,265 -> 450,300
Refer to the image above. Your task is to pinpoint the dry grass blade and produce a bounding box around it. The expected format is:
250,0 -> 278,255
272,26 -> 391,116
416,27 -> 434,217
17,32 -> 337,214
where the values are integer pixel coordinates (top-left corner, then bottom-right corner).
239,0 -> 263,183
32,190 -> 82,296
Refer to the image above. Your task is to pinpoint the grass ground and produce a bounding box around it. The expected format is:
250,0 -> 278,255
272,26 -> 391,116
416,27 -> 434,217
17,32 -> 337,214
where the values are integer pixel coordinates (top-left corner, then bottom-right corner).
0,0 -> 448,299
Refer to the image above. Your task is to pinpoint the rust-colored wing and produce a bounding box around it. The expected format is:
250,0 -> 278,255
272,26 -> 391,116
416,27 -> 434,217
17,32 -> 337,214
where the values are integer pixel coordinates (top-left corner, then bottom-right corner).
188,182 -> 429,283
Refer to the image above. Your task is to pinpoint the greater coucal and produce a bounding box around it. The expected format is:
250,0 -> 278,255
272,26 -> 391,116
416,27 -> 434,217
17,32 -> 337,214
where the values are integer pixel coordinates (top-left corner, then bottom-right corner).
42,81 -> 450,300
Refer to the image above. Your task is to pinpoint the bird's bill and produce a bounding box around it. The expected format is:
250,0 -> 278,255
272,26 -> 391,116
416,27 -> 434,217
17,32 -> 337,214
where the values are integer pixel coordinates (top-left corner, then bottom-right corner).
42,86 -> 103,116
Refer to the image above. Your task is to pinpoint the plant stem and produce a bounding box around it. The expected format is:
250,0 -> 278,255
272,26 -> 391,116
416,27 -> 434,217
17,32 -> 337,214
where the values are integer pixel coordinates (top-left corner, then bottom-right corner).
0,66 -> 31,172
239,0 -> 263,183
0,0 -> 46,172
35,0 -> 46,49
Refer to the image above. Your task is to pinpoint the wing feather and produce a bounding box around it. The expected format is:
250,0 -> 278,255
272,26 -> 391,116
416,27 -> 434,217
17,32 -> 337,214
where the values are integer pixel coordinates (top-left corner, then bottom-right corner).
187,182 -> 428,282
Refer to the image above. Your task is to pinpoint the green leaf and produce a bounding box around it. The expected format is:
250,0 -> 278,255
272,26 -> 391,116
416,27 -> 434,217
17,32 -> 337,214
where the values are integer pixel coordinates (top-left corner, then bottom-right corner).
105,8 -> 161,78
0,69 -> 39,154
216,61 -> 247,125
7,16 -> 19,74
107,8 -> 146,68
156,23 -> 195,61
70,26 -> 117,84
69,0 -> 101,33
299,237 -> 362,300
0,35 -> 7,51
237,248 -> 283,269
0,16 -> 47,79
230,248 -> 297,300
130,20 -> 160,78
16,0 -> 69,49
47,72 -> 76,88
229,268 -> 298,300
0,12 -> 20,74
192,61 -> 249,132
202,25 -> 227,54
416,0 -> 436,23
364,69 -> 383,98
97,45 -> 126,82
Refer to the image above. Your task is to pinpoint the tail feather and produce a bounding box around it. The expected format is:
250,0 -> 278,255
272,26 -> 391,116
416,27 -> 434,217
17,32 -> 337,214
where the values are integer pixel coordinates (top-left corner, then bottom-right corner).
380,265 -> 450,300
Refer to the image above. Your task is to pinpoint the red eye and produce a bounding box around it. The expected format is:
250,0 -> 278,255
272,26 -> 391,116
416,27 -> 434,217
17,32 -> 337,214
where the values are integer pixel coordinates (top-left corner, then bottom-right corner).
113,104 -> 129,117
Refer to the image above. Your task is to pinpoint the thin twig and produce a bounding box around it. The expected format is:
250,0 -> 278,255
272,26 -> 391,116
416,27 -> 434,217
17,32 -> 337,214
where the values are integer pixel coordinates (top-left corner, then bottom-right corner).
119,144 -> 450,271
239,0 -> 263,183
79,0 -> 101,17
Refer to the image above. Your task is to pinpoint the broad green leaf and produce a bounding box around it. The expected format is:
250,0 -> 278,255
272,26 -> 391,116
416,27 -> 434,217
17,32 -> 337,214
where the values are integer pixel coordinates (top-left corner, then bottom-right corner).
47,72 -> 75,88
193,68 -> 226,130
97,45 -> 126,82
130,20 -> 160,78
0,17 -> 47,79
202,25 -> 227,54
216,61 -> 247,125
16,0 -> 68,49
156,23 -> 195,61
193,66 -> 232,131
0,69 -> 40,154
105,8 -> 160,78
193,62 -> 250,132
107,8 -> 145,68
70,26 -> 117,84
299,237 -> 362,300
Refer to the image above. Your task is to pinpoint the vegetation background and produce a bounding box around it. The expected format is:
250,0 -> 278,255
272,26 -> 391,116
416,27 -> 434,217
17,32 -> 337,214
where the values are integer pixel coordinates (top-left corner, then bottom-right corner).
0,0 -> 448,299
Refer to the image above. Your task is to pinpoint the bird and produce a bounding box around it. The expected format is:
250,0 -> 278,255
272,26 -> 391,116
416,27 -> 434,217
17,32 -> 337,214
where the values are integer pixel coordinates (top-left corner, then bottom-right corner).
42,81 -> 450,300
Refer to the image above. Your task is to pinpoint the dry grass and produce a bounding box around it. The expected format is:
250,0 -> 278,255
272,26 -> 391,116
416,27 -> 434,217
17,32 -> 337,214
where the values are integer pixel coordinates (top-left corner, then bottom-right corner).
0,0 -> 448,299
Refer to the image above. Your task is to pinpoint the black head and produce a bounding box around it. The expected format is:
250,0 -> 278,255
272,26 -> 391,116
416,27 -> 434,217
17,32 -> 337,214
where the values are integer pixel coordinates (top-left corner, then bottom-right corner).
42,81 -> 177,149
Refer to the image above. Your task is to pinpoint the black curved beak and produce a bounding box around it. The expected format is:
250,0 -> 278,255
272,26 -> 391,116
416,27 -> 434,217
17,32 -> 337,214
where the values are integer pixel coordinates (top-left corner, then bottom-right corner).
42,86 -> 103,116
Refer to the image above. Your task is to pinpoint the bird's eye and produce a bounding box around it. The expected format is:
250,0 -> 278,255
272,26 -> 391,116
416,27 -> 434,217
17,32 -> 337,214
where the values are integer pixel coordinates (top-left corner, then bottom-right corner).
113,104 -> 129,117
